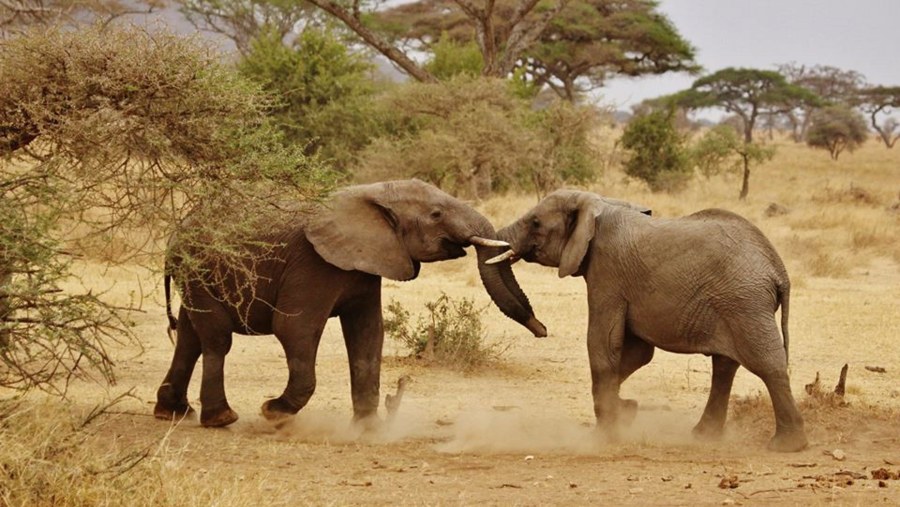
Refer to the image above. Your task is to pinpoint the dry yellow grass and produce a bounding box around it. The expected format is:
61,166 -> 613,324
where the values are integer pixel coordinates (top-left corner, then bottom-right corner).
3,135 -> 899,505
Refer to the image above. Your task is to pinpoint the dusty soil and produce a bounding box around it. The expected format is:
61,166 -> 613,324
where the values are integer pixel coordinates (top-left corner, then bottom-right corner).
60,247 -> 900,506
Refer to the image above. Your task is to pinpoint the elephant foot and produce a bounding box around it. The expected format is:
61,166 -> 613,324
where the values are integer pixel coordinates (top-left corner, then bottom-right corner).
352,412 -> 383,433
691,419 -> 726,441
767,428 -> 808,453
618,399 -> 638,426
153,402 -> 195,421
200,407 -> 239,428
260,398 -> 298,422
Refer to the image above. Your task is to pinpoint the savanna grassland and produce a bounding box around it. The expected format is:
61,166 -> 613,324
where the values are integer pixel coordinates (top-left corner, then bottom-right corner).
2,136 -> 898,506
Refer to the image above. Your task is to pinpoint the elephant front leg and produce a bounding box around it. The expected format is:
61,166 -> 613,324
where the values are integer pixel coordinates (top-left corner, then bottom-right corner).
692,354 -> 740,440
587,305 -> 627,440
262,321 -> 326,422
616,331 -> 655,425
339,293 -> 384,428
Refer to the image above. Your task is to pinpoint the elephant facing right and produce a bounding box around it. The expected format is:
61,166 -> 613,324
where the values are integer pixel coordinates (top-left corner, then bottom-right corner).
490,190 -> 808,452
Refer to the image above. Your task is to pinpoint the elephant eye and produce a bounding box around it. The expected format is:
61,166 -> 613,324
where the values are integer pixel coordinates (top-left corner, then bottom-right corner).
430,209 -> 442,220
531,217 -> 540,228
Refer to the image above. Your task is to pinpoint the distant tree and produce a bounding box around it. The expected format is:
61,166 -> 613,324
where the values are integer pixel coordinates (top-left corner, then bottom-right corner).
690,124 -> 775,179
237,27 -> 379,173
620,108 -> 691,192
778,63 -> 865,141
174,0 -> 317,55
806,105 -> 869,160
854,86 -> 900,148
673,67 -> 820,198
0,25 -> 330,392
374,0 -> 698,101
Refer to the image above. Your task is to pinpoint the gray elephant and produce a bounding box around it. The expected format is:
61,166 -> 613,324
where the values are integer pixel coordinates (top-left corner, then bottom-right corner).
490,190 -> 807,452
154,180 -> 546,428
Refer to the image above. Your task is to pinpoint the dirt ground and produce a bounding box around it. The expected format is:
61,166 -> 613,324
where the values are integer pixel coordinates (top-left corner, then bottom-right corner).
58,243 -> 899,506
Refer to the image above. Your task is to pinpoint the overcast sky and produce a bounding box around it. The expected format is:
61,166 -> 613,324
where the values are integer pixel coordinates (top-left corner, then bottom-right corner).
599,0 -> 900,111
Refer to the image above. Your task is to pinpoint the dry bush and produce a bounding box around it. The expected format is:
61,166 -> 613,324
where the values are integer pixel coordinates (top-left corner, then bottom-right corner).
0,396 -> 280,506
812,184 -> 882,206
384,294 -> 508,371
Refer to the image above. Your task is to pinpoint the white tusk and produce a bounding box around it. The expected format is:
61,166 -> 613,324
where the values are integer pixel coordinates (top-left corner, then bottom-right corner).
485,249 -> 517,264
469,236 -> 509,248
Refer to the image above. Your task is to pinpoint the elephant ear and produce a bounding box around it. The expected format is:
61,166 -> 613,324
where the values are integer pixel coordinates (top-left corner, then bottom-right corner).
558,195 -> 599,278
306,187 -> 416,281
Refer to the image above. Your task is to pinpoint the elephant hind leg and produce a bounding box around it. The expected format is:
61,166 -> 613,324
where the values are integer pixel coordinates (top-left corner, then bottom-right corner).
155,306 -> 201,421
692,354 -> 739,440
191,302 -> 238,428
737,325 -> 807,452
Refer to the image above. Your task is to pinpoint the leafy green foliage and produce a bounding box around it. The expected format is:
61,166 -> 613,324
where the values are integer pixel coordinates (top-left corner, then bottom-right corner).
384,294 -> 505,370
690,125 -> 775,178
237,27 -> 379,173
806,105 -> 869,160
356,76 -> 600,199
620,109 -> 691,192
424,32 -> 484,79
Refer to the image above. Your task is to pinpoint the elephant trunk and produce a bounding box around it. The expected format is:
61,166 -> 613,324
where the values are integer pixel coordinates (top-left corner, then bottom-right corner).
458,213 -> 546,338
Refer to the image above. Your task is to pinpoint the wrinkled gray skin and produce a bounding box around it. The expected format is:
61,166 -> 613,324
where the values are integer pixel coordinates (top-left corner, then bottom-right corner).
155,180 -> 546,428
495,190 -> 807,452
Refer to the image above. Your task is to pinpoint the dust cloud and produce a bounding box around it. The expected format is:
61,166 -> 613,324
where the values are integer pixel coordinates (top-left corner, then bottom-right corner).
246,397 -> 707,455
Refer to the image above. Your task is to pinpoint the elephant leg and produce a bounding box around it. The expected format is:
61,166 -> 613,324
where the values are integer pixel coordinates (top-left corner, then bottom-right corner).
261,317 -> 327,421
692,354 -> 740,440
154,306 -> 201,420
339,291 -> 384,427
616,331 -> 654,425
190,302 -> 238,428
737,325 -> 808,452
587,304 -> 627,439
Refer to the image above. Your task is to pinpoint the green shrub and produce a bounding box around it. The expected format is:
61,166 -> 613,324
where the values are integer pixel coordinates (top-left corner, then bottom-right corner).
384,294 -> 505,370
237,27 -> 379,173
424,32 -> 484,79
620,108 -> 691,192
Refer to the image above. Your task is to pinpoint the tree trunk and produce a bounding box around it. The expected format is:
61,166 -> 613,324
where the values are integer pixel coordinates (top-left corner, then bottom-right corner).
739,151 -> 750,200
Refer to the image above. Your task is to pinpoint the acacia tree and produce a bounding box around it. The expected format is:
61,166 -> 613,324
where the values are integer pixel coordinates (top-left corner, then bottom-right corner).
806,105 -> 869,160
855,86 -> 900,148
0,25 -> 330,392
674,68 -> 819,199
373,0 -> 698,100
305,0 -> 569,83
778,63 -> 865,142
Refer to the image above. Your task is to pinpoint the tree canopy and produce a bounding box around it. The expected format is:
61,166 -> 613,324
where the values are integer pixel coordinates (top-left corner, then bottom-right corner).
778,63 -> 866,142
854,86 -> 900,148
374,0 -> 698,100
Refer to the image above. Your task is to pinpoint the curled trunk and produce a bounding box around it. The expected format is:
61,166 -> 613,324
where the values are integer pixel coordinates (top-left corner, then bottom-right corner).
463,213 -> 546,337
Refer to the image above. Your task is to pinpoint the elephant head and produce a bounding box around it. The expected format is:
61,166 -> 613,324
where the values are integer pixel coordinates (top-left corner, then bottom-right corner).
490,190 -> 652,278
306,179 -> 546,337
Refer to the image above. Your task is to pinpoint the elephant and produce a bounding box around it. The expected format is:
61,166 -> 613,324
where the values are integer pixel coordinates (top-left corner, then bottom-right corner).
489,190 -> 808,452
154,179 -> 546,428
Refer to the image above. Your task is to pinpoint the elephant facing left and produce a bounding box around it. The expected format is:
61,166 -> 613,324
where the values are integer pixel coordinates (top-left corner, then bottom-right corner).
154,179 -> 547,428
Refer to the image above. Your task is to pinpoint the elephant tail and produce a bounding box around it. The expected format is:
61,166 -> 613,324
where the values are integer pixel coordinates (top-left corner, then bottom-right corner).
777,281 -> 790,364
164,273 -> 177,344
